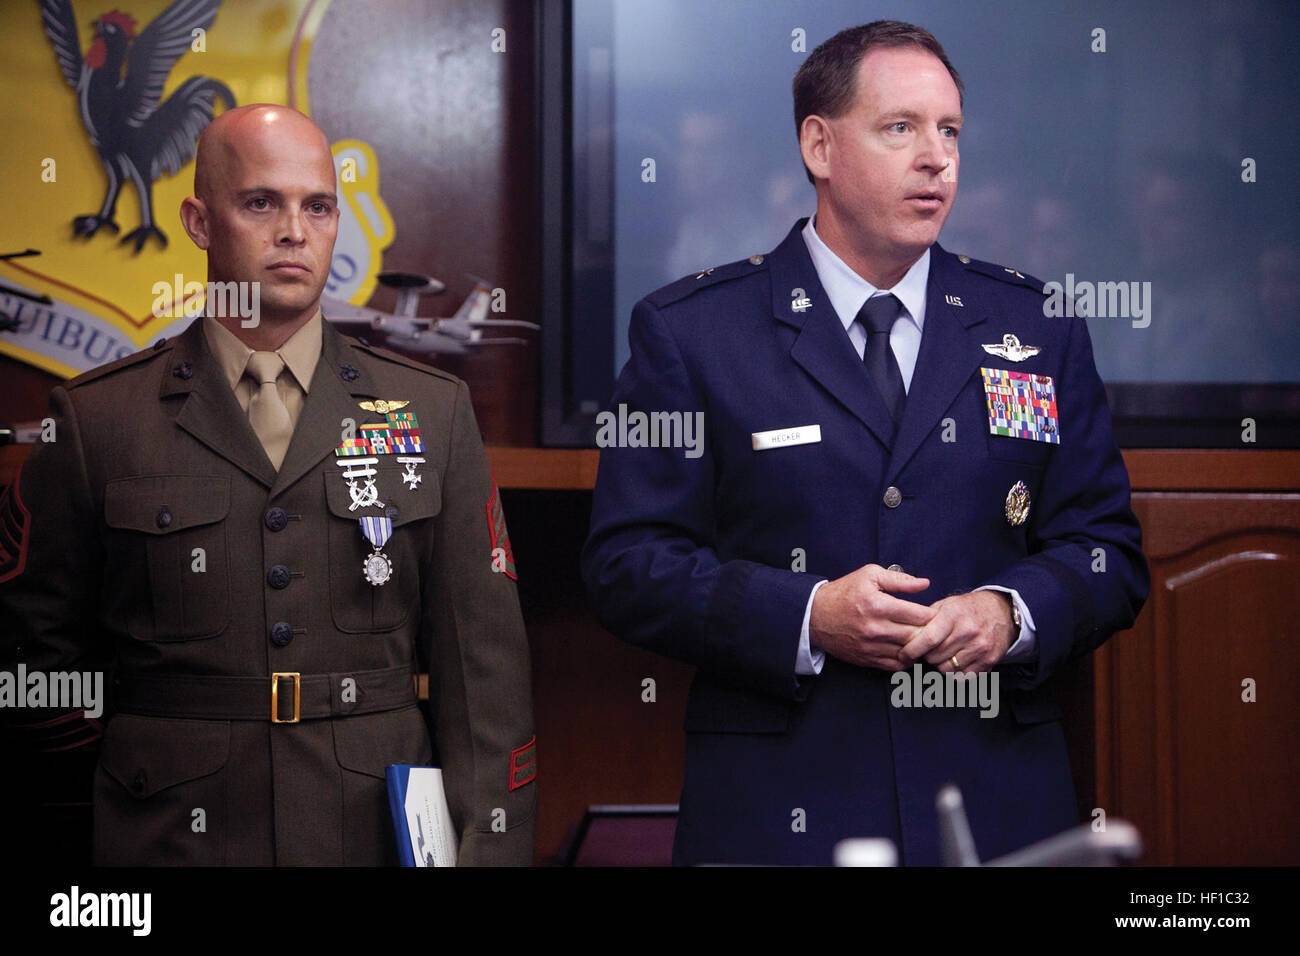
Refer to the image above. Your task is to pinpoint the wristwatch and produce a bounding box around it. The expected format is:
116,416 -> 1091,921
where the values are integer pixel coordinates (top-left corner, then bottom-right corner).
1007,594 -> 1022,634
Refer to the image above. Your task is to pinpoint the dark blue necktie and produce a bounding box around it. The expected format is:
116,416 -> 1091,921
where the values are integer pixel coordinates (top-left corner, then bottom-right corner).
857,293 -> 907,425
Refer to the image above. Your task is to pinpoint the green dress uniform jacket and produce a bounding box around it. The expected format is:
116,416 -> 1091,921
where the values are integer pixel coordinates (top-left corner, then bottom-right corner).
0,317 -> 536,865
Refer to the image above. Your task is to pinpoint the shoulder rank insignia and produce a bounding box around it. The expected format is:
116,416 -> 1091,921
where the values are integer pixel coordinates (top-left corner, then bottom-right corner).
359,399 -> 410,414
982,333 -> 1041,362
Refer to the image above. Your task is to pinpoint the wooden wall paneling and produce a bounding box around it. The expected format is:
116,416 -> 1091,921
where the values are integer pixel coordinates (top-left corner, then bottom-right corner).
1096,493 -> 1300,865
1124,450 -> 1300,491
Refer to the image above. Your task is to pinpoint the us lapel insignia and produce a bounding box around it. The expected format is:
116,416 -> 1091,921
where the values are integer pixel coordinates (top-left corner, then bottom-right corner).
982,333 -> 1040,362
1005,480 -> 1030,526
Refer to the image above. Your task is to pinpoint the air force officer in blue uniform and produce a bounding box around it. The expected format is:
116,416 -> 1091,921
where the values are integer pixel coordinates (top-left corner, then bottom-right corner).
581,21 -> 1148,866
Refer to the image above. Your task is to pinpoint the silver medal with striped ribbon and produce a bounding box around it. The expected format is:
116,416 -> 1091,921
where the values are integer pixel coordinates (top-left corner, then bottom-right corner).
359,514 -> 394,586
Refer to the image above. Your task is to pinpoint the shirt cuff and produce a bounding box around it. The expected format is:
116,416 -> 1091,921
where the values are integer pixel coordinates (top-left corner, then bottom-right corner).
796,579 -> 829,675
974,585 -> 1037,662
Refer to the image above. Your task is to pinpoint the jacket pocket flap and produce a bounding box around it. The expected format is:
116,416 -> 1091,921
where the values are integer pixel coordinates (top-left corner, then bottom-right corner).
105,476 -> 230,534
333,706 -> 431,778
101,714 -> 230,797
985,432 -> 1054,467
323,468 -> 441,526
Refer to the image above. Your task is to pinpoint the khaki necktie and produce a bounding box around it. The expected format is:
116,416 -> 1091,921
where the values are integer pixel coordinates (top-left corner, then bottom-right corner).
245,351 -> 293,470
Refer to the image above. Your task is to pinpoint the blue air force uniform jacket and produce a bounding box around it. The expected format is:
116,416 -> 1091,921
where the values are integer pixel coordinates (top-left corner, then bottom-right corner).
581,219 -> 1148,865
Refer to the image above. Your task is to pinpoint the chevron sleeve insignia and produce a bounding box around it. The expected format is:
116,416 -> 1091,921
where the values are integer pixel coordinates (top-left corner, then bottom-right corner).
0,464 -> 32,584
486,478 -> 517,581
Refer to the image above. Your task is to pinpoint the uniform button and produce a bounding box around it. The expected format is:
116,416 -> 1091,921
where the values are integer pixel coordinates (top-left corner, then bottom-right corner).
267,565 -> 291,590
132,769 -> 147,794
384,505 -> 399,521
270,622 -> 293,647
156,506 -> 172,529
264,507 -> 288,532
886,563 -> 903,573
882,486 -> 902,509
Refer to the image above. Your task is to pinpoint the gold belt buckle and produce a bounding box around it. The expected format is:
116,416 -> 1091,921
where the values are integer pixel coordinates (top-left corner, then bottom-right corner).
271,672 -> 301,724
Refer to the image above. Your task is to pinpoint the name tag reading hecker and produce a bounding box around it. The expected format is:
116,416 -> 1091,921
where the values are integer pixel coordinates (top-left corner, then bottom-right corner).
980,368 -> 1060,444
751,424 -> 823,451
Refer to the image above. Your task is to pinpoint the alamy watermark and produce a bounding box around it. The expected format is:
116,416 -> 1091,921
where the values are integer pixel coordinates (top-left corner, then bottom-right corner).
890,664 -> 1000,718
595,403 -> 705,459
1042,274 -> 1151,328
50,886 -> 150,936
0,665 -> 104,718
151,274 -> 261,328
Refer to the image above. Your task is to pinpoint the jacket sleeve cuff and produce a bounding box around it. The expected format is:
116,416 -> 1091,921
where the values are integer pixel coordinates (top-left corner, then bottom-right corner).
796,580 -> 829,676
706,562 -> 823,699
984,551 -> 1096,689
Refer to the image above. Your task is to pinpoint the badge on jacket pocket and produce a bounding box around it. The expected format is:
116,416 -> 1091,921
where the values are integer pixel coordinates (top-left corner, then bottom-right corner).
980,368 -> 1059,444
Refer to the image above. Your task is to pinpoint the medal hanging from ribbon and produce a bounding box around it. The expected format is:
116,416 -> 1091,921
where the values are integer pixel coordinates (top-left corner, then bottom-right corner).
359,513 -> 394,586
335,401 -> 424,586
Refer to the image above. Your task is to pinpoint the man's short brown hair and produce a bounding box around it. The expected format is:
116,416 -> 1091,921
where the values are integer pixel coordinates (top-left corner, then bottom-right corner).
793,20 -> 964,184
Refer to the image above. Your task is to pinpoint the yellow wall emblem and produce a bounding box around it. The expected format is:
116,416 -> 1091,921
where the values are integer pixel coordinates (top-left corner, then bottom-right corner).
0,0 -> 392,378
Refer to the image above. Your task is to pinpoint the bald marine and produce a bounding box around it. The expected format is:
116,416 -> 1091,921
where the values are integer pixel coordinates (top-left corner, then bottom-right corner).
179,104 -> 340,350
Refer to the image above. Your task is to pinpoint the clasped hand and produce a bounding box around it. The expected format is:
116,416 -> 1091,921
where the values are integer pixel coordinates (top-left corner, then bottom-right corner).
808,564 -> 1014,673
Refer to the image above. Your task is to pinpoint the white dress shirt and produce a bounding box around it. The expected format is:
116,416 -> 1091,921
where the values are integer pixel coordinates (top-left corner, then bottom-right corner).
794,217 -> 1037,676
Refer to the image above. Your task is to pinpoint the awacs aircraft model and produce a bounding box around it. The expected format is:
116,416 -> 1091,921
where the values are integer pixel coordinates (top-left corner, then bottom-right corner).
324,273 -> 537,356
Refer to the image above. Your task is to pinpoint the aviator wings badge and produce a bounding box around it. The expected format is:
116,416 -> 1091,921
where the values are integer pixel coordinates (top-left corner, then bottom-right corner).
982,333 -> 1041,362
359,399 -> 410,415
